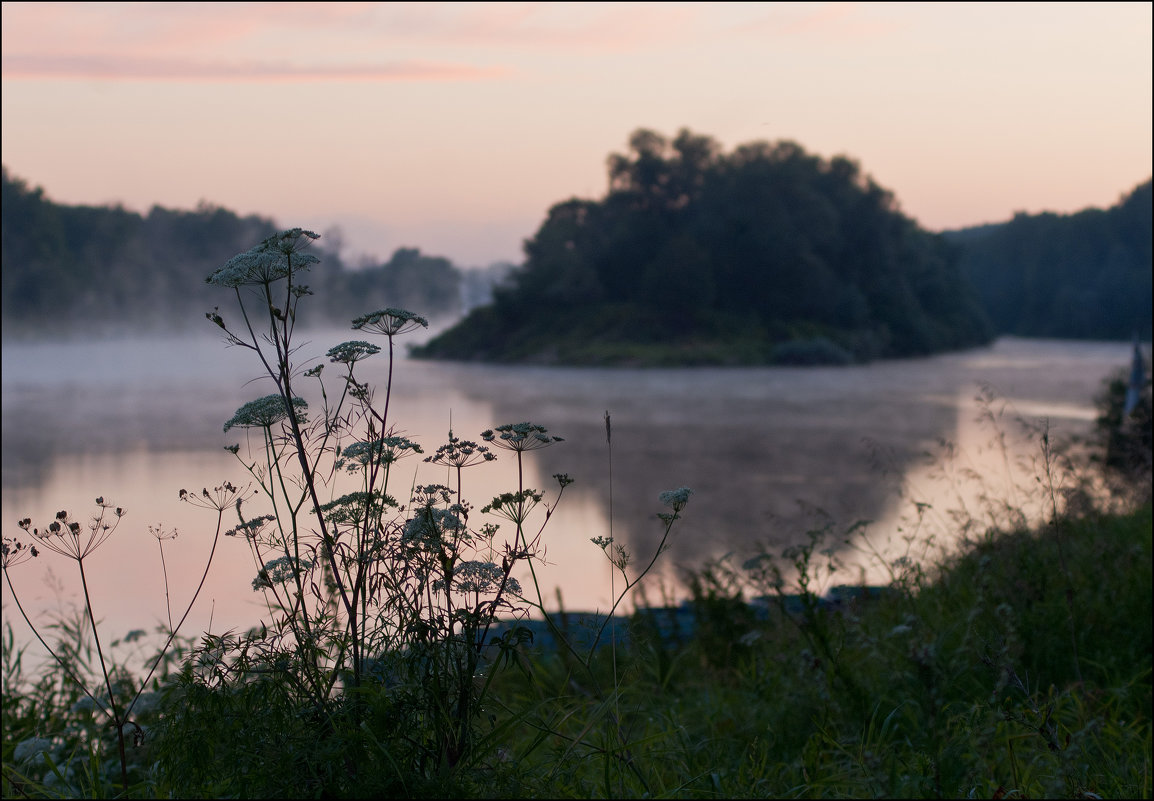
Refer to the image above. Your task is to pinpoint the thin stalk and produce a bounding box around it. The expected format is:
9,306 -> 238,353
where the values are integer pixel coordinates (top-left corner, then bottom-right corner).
76,555 -> 129,793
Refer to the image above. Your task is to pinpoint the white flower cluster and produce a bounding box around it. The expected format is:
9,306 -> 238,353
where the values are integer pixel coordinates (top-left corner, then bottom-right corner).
658,487 -> 693,510
444,560 -> 521,596
326,340 -> 381,365
252,555 -> 314,591
223,395 -> 308,431
206,228 -> 320,288
403,507 -> 465,545
337,436 -> 423,471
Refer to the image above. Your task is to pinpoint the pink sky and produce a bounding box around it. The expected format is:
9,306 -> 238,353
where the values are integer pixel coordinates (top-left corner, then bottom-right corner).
2,2 -> 1151,267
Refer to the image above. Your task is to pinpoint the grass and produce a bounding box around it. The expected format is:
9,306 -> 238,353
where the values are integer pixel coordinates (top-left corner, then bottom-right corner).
4,471 -> 1150,800
480,502 -> 1152,798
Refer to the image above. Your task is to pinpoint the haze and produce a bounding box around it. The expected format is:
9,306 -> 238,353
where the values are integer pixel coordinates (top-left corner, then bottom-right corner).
2,1 -> 1150,267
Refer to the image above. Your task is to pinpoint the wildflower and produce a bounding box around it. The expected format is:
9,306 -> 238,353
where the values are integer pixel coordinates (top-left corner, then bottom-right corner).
326,340 -> 381,365
206,228 -> 320,288
2,534 -> 38,568
443,560 -> 521,595
179,482 -> 249,513
482,490 -> 543,524
148,524 -> 177,541
425,430 -> 496,469
658,487 -> 693,510
314,491 -> 396,525
481,422 -> 564,452
223,394 -> 307,431
412,484 -> 454,506
337,436 -> 423,471
252,555 -> 313,591
351,308 -> 429,337
225,514 -> 275,538
657,487 -> 692,524
23,505 -> 122,560
403,506 -> 466,545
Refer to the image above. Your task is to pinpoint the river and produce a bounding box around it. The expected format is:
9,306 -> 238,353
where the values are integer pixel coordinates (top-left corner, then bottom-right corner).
1,329 -> 1137,652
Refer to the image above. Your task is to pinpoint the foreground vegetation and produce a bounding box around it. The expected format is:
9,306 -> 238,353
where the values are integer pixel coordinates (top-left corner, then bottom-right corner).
2,229 -> 1150,798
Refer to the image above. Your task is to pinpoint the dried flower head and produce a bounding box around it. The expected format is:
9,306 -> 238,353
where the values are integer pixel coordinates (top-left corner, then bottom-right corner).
425,431 -> 497,469
2,534 -> 39,568
179,482 -> 249,513
23,504 -> 123,560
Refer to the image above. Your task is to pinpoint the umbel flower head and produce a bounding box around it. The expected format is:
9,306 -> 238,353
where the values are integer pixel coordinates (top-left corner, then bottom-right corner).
481,422 -> 563,452
336,435 -> 423,472
657,486 -> 693,524
351,308 -> 429,337
206,228 -> 320,288
18,502 -> 125,561
425,430 -> 497,469
326,340 -> 381,365
223,395 -> 308,432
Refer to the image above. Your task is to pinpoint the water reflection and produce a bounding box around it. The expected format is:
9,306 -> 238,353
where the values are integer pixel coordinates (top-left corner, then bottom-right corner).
1,331 -> 1132,645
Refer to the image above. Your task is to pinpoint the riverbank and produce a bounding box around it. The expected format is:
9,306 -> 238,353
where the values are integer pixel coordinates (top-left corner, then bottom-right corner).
476,501 -> 1152,798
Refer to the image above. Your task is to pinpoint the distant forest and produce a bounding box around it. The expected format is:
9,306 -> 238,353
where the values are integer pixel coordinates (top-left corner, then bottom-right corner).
949,180 -> 1151,341
3,147 -> 1150,354
0,167 -> 502,338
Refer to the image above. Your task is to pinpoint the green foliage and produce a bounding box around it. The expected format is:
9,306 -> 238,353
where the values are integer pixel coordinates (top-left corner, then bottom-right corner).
414,128 -> 994,365
952,179 -> 1152,340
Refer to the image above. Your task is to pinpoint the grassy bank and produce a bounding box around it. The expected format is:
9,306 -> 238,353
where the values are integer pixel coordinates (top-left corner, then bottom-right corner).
4,503 -> 1149,798
473,503 -> 1151,799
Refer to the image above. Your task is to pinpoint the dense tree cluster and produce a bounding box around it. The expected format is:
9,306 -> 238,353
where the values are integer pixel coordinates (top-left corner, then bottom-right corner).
950,180 -> 1151,340
1,167 -> 464,337
415,129 -> 995,365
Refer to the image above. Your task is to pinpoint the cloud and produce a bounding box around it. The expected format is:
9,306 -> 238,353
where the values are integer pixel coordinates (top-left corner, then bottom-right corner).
1,53 -> 507,82
1,1 -> 713,86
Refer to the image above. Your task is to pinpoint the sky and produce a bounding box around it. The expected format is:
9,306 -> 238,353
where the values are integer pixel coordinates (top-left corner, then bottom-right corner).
2,1 -> 1151,268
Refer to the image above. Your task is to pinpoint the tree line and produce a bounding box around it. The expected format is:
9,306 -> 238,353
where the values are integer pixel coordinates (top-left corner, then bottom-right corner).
949,179 -> 1151,341
3,146 -> 1150,353
0,167 -> 466,338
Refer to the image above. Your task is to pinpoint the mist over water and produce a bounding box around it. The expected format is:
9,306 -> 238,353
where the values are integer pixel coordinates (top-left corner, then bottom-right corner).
1,330 -> 1133,649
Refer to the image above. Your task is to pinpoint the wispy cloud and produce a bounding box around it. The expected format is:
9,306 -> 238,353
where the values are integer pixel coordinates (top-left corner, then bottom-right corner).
0,2 -> 716,83
0,2 -> 506,82
1,53 -> 507,82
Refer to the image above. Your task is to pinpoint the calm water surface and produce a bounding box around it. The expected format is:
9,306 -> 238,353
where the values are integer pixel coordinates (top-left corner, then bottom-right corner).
1,329 -> 1136,649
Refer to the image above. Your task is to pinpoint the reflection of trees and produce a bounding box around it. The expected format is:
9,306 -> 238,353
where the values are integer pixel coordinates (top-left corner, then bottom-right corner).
464,363 -> 962,575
